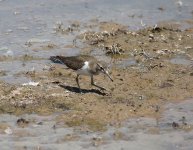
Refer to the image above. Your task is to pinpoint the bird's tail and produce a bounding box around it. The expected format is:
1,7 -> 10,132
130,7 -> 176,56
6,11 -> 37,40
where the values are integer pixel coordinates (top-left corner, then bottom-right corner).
50,56 -> 65,64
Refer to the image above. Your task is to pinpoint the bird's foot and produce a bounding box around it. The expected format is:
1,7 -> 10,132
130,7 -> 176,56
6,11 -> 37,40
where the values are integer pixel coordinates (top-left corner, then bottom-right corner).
91,82 -> 106,91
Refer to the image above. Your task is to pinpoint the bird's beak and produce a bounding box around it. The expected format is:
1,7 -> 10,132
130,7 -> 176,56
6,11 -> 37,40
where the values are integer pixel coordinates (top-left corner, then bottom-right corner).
104,70 -> 113,82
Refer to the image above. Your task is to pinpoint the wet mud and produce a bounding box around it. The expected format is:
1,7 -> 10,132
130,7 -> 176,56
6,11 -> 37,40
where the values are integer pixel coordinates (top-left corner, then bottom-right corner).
1,21 -> 193,131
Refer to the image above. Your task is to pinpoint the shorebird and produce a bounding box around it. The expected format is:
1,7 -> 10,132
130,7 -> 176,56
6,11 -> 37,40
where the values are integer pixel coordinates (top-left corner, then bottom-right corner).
50,55 -> 113,92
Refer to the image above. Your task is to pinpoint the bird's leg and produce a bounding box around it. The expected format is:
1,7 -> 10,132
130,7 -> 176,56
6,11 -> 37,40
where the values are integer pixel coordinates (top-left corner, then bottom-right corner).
90,75 -> 94,85
76,74 -> 82,93
90,75 -> 106,91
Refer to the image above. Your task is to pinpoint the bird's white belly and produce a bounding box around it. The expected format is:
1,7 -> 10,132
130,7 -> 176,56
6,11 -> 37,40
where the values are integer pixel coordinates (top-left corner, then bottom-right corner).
76,69 -> 90,75
76,61 -> 91,76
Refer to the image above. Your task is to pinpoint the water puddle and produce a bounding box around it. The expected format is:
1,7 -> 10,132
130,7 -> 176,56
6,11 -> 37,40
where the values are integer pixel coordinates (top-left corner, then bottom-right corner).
114,57 -> 136,68
170,55 -> 193,65
0,60 -> 49,84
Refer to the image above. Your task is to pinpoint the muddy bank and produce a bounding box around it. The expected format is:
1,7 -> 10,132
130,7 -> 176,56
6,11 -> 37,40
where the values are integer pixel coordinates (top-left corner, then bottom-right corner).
0,21 -> 193,131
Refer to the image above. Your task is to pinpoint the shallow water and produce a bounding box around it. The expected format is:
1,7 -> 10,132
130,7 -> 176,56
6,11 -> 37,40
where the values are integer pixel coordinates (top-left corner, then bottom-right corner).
0,0 -> 193,84
0,99 -> 193,150
170,55 -> 193,65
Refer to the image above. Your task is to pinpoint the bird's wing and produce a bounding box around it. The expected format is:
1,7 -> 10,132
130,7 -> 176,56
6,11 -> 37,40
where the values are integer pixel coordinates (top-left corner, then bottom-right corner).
50,56 -> 85,70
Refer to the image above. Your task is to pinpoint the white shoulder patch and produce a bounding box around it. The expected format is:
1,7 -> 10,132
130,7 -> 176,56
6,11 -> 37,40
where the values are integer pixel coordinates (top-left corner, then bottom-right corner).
82,61 -> 89,70
76,61 -> 90,75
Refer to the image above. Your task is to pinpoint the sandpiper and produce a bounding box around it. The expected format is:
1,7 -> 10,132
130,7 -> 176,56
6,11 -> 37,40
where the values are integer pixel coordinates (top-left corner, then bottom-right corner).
50,55 -> 113,92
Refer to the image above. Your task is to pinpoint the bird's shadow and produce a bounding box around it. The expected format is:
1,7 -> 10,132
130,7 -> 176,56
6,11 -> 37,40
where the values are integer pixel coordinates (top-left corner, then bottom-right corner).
59,84 -> 106,96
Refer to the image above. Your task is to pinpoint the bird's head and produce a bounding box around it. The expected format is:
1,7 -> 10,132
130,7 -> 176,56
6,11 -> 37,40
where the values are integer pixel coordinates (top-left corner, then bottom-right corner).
96,62 -> 113,82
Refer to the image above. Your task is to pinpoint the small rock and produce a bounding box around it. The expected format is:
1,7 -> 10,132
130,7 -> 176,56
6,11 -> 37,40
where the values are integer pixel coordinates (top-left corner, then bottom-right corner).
172,122 -> 179,129
92,136 -> 103,146
37,122 -> 43,125
4,127 -> 13,135
22,81 -> 39,86
4,50 -> 14,57
14,11 -> 20,15
17,118 -> 29,128
190,72 -> 193,76
149,34 -> 154,38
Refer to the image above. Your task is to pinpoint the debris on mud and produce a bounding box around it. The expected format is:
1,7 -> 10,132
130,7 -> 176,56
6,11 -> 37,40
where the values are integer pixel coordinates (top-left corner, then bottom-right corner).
76,21 -> 193,62
17,118 -> 29,128
54,21 -> 80,35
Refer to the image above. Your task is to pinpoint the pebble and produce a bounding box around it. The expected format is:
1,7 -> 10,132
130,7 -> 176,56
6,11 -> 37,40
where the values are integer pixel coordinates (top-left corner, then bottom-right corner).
22,81 -> 39,86
4,127 -> 13,135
